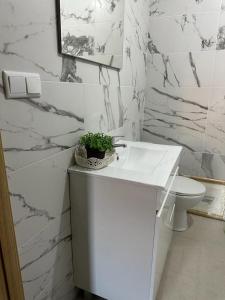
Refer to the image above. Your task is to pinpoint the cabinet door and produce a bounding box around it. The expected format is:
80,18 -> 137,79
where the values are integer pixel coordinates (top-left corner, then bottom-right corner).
70,174 -> 157,300
150,167 -> 178,300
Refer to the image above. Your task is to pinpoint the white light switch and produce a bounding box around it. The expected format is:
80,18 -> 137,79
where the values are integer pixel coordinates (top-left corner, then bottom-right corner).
2,70 -> 41,99
9,76 -> 26,94
26,76 -> 41,95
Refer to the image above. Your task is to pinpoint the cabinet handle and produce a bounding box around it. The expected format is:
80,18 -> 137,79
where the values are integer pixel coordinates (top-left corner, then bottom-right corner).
169,203 -> 176,223
157,166 -> 179,218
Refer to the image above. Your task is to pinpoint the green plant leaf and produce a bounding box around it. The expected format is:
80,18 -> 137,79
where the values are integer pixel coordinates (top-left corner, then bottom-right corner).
79,132 -> 113,152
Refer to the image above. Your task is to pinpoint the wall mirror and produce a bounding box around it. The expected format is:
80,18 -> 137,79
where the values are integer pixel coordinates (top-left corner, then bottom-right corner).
56,0 -> 125,69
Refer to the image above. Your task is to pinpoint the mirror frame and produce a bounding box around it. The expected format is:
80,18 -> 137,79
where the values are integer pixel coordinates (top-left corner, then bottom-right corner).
55,0 -> 124,70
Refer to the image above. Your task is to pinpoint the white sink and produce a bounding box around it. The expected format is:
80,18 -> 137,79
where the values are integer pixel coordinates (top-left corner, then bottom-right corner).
111,146 -> 167,173
69,140 -> 182,189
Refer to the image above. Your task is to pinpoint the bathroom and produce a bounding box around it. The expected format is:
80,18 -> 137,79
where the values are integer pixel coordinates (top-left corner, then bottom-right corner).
0,0 -> 225,299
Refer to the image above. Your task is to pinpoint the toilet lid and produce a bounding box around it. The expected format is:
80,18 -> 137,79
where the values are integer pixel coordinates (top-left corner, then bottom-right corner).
170,176 -> 206,196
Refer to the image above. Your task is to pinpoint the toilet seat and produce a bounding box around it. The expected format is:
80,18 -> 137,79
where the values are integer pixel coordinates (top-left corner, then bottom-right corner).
170,176 -> 206,196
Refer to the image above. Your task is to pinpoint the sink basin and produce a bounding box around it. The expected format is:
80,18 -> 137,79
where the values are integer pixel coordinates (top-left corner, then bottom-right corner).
111,146 -> 167,173
69,140 -> 182,189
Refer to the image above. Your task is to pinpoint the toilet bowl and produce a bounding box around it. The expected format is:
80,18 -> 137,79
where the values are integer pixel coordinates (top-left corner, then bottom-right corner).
170,176 -> 206,232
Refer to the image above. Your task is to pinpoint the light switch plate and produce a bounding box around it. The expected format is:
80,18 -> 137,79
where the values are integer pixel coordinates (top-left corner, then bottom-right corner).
9,76 -> 27,94
2,70 -> 41,99
26,76 -> 42,95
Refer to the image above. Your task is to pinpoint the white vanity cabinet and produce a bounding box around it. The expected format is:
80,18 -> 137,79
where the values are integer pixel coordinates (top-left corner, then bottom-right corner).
150,167 -> 179,299
68,141 -> 182,300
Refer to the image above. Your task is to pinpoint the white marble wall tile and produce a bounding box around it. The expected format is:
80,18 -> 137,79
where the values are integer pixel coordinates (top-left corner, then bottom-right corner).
84,84 -> 121,133
0,82 -> 84,172
123,34 -> 148,90
98,65 -> 120,87
19,210 -> 73,300
217,7 -> 225,50
121,86 -> 145,141
209,87 -> 225,115
205,87 -> 225,155
144,0 -> 225,180
147,51 -> 214,88
142,126 -> 178,147
209,87 -> 225,113
149,0 -> 222,17
222,0 -> 225,12
167,88 -> 209,152
18,210 -> 71,267
120,42 -> 147,89
205,111 -> 225,155
0,0 -> 63,81
143,88 -> 182,147
61,51 -> 122,86
201,152 -> 225,179
7,147 -> 74,249
125,0 -> 149,52
149,13 -> 220,53
144,87 -> 210,151
179,150 -> 225,180
68,57 -> 119,86
212,50 -> 225,86
119,1 -> 148,89
22,232 -> 73,300
179,149 -> 206,177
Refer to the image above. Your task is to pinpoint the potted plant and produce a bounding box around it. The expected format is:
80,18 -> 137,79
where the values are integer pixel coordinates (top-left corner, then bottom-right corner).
79,132 -> 113,159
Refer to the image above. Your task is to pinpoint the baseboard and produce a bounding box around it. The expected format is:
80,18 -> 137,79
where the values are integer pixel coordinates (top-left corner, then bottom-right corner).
190,176 -> 225,186
188,210 -> 224,222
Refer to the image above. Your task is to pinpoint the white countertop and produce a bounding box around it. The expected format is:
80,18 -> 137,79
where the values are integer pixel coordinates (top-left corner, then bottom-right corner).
68,140 -> 182,190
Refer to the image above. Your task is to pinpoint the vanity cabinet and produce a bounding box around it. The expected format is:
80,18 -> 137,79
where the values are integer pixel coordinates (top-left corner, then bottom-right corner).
69,167 -> 179,300
69,140 -> 182,300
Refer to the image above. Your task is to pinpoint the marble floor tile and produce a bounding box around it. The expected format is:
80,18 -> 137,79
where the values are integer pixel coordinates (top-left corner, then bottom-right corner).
157,271 -> 198,300
157,215 -> 225,300
180,214 -> 225,247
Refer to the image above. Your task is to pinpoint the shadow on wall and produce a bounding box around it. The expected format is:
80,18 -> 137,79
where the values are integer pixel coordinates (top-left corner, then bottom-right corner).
51,184 -> 75,299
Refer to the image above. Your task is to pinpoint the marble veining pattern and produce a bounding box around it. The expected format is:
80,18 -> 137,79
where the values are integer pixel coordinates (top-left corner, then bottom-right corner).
149,0 -> 222,17
0,0 -> 149,299
143,0 -> 225,182
7,148 -> 75,299
149,12 -> 219,53
144,87 -> 209,152
146,35 -> 214,88
217,0 -> 225,50
3,1 -> 225,299
0,81 -> 85,171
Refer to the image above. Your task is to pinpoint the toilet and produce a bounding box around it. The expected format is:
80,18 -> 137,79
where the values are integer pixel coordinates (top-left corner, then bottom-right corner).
170,176 -> 206,232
